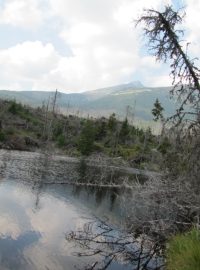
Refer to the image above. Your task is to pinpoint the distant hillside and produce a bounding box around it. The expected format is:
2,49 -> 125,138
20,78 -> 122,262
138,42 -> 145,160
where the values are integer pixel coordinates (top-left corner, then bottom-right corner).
0,98 -> 165,170
0,81 -> 176,121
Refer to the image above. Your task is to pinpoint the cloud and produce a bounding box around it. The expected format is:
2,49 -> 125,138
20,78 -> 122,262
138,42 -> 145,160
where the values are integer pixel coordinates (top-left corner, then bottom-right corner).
183,0 -> 200,62
0,0 -> 198,92
0,41 -> 60,89
47,0 -> 171,91
0,0 -> 44,29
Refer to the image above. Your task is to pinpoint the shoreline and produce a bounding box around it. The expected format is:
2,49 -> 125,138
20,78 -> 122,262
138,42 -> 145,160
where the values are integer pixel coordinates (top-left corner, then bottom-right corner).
0,149 -> 162,187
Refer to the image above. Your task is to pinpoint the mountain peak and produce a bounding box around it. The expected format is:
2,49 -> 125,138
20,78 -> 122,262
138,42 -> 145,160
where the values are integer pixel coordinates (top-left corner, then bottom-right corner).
125,81 -> 144,88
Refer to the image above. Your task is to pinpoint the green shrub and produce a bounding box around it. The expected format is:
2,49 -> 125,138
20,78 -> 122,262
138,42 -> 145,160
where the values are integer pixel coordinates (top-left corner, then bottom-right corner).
0,131 -> 6,142
117,145 -> 142,160
166,229 -> 200,270
158,137 -> 171,154
8,101 -> 36,123
36,132 -> 42,139
119,118 -> 130,143
5,127 -> 15,135
8,101 -> 23,114
57,134 -> 66,147
93,142 -> 105,152
53,123 -> 64,139
95,119 -> 107,140
164,151 -> 188,175
77,120 -> 95,155
107,113 -> 117,132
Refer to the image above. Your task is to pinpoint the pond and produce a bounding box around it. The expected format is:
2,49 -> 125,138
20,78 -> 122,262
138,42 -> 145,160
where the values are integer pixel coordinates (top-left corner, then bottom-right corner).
0,178 -> 132,270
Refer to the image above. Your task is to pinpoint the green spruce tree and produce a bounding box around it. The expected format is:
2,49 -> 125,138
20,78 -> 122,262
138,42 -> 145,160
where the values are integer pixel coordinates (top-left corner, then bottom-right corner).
152,99 -> 164,121
78,120 -> 95,155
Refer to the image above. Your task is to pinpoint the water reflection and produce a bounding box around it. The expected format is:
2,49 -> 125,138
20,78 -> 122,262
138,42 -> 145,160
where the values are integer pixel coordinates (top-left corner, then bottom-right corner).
0,179 -> 128,270
110,188 -> 118,211
0,231 -> 41,270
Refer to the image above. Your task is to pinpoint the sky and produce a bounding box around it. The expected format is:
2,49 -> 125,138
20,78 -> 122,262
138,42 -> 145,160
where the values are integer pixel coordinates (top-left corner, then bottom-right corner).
0,0 -> 199,93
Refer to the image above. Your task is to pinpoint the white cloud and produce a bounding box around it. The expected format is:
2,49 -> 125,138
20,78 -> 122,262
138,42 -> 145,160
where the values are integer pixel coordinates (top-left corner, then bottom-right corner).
0,41 -> 60,89
60,22 -> 103,47
0,0 -> 44,29
183,0 -> 200,62
48,0 -> 120,24
0,0 -> 198,92
48,0 -> 173,90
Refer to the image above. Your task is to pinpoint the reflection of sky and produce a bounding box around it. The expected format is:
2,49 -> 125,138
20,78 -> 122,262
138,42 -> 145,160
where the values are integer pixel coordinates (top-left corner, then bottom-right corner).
0,180 -> 128,270
0,231 -> 41,270
0,181 -> 94,270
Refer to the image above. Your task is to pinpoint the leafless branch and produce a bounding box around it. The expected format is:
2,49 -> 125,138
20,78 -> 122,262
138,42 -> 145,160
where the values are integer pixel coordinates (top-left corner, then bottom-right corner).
136,5 -> 200,129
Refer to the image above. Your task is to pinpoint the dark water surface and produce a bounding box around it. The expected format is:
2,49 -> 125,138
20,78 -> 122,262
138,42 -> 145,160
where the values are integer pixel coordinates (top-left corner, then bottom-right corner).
0,178 -> 131,270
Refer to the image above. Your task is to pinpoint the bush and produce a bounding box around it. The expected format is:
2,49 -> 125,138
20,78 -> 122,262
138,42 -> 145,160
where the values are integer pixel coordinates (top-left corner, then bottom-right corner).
77,158 -> 87,180
158,137 -> 171,155
93,142 -> 105,152
8,101 -> 23,115
53,123 -> 64,139
5,127 -> 15,135
166,229 -> 200,270
0,131 -> 6,142
57,134 -> 66,147
95,119 -> 107,140
119,118 -> 130,143
77,120 -> 95,155
117,145 -> 142,160
107,113 -> 117,132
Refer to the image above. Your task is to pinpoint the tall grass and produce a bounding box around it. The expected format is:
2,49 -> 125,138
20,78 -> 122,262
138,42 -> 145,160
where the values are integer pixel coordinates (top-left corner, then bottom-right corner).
166,229 -> 200,270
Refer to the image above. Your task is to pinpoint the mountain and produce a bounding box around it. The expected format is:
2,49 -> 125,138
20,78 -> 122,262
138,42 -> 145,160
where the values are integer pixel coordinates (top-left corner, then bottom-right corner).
0,81 -> 176,121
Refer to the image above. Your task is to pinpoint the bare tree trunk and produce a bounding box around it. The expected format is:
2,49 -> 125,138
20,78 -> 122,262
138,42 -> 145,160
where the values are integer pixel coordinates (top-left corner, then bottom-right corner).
52,89 -> 58,116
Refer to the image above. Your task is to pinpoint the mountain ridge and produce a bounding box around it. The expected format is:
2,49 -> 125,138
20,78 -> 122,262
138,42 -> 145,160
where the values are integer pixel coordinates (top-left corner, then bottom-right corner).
0,81 -> 175,121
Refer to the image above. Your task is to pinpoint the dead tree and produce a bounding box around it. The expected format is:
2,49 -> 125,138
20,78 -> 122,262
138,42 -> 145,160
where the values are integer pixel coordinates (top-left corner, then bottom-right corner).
66,218 -> 164,270
52,89 -> 59,116
42,97 -> 52,141
136,5 -> 200,129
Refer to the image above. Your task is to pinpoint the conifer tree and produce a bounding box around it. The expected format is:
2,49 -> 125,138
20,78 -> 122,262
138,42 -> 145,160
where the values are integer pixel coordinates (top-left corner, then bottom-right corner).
152,99 -> 164,121
78,120 -> 95,155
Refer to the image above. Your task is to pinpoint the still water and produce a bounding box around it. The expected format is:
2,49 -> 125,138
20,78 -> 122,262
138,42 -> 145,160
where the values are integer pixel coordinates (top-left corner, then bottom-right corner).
0,178 -> 130,270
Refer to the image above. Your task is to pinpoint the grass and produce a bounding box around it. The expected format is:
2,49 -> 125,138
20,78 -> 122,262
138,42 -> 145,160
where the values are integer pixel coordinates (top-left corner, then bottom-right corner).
117,144 -> 142,160
166,229 -> 200,270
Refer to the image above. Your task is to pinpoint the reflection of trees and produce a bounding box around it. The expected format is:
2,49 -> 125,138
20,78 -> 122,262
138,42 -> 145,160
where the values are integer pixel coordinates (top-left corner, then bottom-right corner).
66,219 -> 164,270
72,185 -> 82,197
71,185 -> 121,214
95,188 -> 106,206
32,182 -> 43,211
31,152 -> 49,211
109,188 -> 118,212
